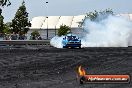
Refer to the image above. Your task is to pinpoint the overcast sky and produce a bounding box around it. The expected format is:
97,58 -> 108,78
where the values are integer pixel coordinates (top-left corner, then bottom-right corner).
1,0 -> 132,22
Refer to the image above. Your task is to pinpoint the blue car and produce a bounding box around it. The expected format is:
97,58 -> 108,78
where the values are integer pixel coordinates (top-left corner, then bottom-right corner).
62,34 -> 81,48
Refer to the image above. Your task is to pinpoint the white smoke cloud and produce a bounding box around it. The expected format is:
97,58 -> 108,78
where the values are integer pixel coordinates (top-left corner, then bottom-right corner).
50,15 -> 132,48
82,15 -> 132,47
50,36 -> 64,48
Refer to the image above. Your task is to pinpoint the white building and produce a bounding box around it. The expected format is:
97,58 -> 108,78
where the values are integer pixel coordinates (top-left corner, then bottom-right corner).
28,15 -> 86,39
28,14 -> 132,39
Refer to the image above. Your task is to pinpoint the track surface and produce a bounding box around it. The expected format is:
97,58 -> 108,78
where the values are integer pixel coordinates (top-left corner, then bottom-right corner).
0,47 -> 131,88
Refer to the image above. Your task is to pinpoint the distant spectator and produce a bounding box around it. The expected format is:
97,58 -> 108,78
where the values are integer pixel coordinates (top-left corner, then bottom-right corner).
38,35 -> 42,40
11,32 -> 17,40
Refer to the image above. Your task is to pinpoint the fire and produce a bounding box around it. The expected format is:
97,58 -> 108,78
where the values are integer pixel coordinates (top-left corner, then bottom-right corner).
78,66 -> 86,76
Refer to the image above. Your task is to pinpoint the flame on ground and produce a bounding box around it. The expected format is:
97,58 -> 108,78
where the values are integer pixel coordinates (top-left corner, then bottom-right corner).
78,66 -> 86,76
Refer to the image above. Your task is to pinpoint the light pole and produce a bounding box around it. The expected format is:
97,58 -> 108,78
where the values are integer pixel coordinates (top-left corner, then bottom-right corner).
46,1 -> 48,39
55,26 -> 56,36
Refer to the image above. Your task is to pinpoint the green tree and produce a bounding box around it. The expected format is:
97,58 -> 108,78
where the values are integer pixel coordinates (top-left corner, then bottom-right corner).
0,0 -> 11,30
30,30 -> 41,40
58,25 -> 71,36
0,10 -> 4,34
11,1 -> 30,34
86,9 -> 114,21
0,0 -> 11,6
3,22 -> 11,34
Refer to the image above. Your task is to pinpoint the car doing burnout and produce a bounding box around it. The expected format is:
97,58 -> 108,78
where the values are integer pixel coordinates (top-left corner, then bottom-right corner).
62,34 -> 81,48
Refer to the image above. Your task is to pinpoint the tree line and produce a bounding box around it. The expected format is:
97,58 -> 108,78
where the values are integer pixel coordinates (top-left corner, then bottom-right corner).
0,1 -> 31,39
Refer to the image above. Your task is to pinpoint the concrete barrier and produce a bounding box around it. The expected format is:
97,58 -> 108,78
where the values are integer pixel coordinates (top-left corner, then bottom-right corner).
0,40 -> 50,46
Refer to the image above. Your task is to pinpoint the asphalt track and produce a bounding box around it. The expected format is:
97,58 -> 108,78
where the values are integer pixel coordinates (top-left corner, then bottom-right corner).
0,47 -> 131,88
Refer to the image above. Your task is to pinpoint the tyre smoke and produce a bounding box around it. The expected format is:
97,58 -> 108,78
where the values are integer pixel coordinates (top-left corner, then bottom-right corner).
82,15 -> 132,47
50,15 -> 132,48
50,36 -> 64,48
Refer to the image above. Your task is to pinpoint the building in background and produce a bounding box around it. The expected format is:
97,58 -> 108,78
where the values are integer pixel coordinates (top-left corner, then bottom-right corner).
28,15 -> 86,39
28,14 -> 132,39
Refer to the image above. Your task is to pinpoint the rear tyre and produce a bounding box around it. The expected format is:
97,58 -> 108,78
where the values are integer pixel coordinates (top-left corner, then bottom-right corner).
63,46 -> 67,48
